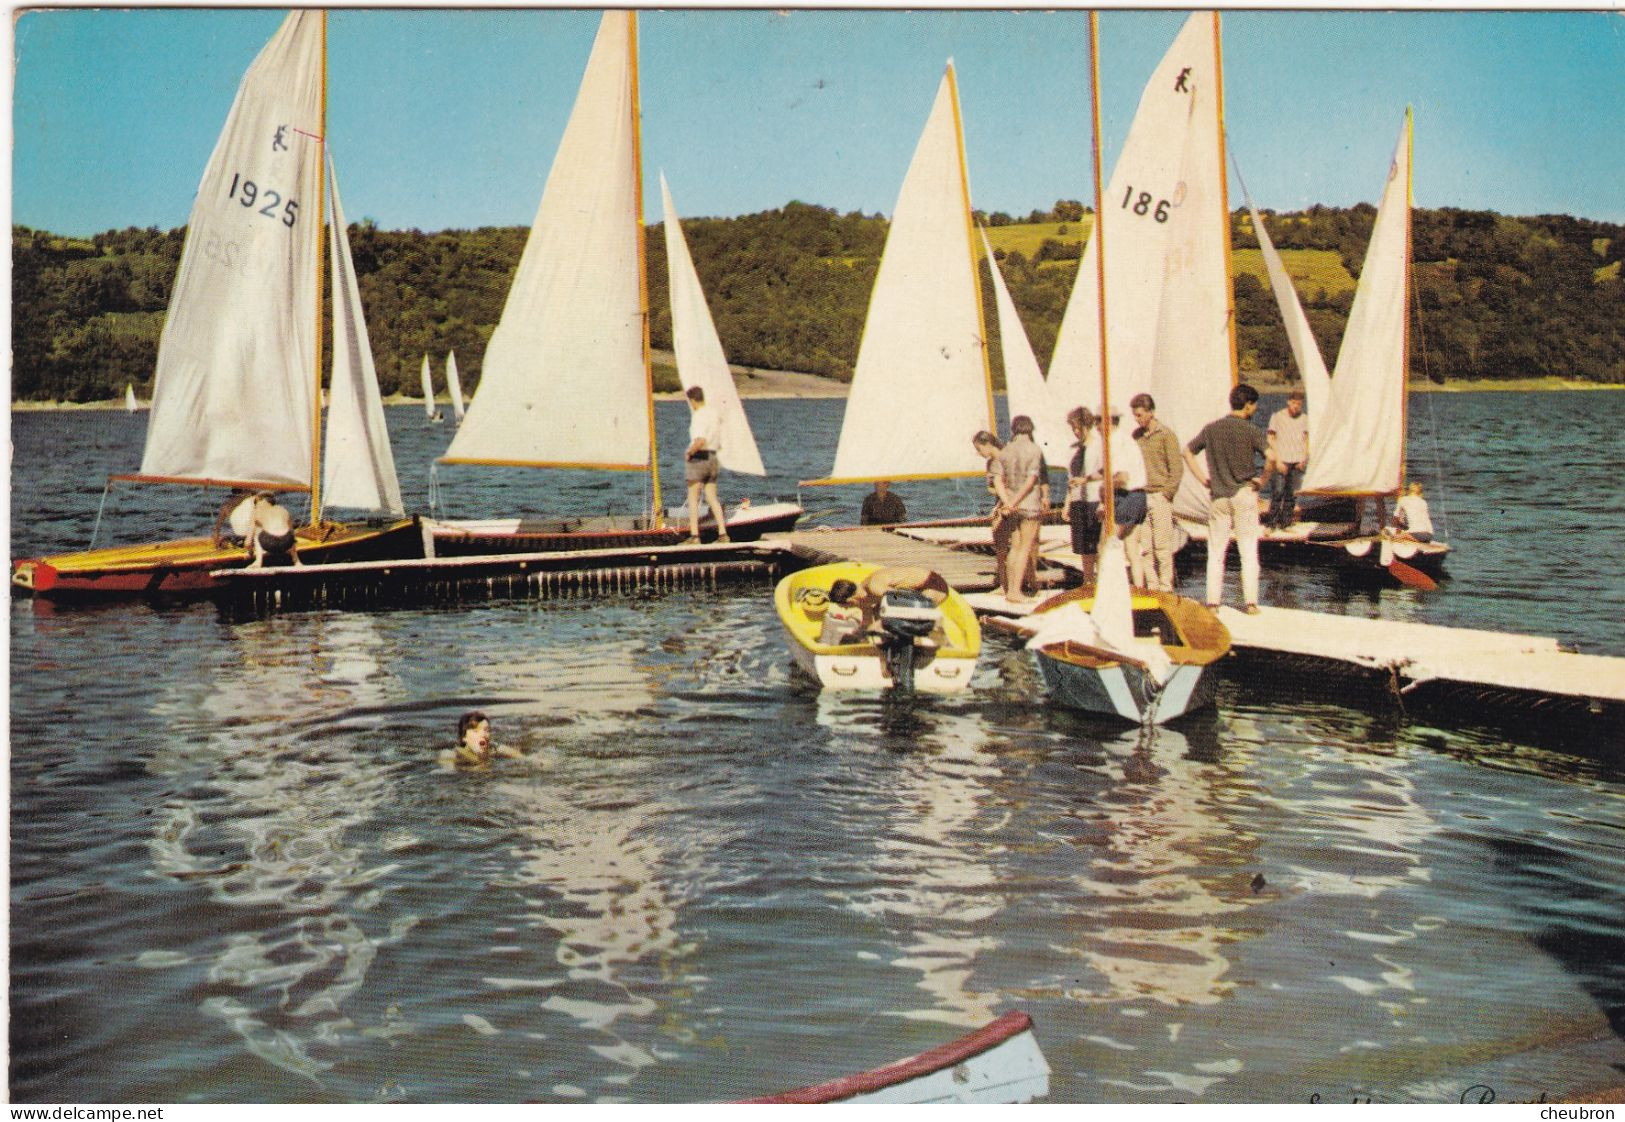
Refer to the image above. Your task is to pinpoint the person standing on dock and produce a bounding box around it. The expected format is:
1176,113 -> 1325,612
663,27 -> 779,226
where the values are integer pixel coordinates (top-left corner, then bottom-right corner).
683,386 -> 729,544
860,480 -> 908,526
1129,393 -> 1183,592
994,415 -> 1045,604
1184,383 -> 1275,614
1264,388 -> 1309,530
1064,407 -> 1101,587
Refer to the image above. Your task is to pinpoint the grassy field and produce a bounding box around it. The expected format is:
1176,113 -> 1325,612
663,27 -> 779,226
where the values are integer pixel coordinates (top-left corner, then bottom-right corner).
982,220 -> 1358,296
983,219 -> 1093,258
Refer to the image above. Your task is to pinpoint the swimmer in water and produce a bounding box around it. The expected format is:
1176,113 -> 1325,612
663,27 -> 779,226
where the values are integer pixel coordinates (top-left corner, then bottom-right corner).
440,711 -> 522,769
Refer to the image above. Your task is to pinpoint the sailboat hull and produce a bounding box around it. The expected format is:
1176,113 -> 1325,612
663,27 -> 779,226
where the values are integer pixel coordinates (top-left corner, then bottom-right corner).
12,518 -> 424,602
430,501 -> 802,556
1026,587 -> 1229,724
1035,654 -> 1218,725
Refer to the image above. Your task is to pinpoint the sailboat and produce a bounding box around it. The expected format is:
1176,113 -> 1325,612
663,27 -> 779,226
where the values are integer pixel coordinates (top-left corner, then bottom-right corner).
420,354 -> 443,423
12,11 -> 420,601
1023,13 -> 1230,726
1046,11 -> 1236,530
446,351 -> 465,423
802,60 -> 997,496
1240,111 -> 1449,587
429,12 -> 799,556
124,383 -> 140,413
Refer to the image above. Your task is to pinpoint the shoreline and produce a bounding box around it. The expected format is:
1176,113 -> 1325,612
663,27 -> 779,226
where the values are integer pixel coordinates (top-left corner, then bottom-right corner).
13,373 -> 1620,411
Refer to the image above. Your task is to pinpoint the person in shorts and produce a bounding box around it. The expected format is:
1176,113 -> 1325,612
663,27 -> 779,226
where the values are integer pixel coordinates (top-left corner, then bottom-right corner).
683,386 -> 729,544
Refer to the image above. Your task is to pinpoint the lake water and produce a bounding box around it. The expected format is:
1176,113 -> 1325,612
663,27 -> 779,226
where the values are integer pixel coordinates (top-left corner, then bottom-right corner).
9,392 -> 1625,1103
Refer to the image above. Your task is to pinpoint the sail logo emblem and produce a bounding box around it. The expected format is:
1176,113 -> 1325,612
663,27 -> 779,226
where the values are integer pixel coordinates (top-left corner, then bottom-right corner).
272,125 -> 289,152
1174,67 -> 1191,93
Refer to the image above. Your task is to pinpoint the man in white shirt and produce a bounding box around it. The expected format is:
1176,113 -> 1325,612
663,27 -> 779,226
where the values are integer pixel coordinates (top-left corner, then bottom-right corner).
683,386 -> 729,544
1265,388 -> 1309,530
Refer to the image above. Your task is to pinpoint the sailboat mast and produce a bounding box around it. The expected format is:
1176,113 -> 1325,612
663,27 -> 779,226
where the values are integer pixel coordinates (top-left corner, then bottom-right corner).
628,12 -> 662,525
1213,10 -> 1239,387
1398,105 -> 1414,492
1087,13 -> 1114,530
946,61 -> 997,433
308,10 -> 329,524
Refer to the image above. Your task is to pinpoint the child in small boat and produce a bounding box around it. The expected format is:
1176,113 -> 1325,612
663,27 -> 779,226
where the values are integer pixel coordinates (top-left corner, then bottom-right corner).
1386,482 -> 1434,542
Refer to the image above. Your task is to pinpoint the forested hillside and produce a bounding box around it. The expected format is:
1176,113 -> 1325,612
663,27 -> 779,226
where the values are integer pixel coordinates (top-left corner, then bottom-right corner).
12,201 -> 1624,403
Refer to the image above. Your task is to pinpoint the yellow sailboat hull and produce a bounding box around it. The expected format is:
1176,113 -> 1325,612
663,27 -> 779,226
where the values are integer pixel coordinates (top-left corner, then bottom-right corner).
12,518 -> 424,601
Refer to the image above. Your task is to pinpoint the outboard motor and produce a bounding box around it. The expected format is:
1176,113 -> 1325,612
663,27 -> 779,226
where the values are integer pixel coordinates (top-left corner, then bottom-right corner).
876,588 -> 943,694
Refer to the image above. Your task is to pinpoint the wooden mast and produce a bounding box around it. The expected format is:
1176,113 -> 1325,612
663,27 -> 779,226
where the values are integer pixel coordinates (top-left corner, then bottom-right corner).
947,60 -> 997,436
1213,10 -> 1239,388
1088,12 -> 1114,532
308,9 -> 329,524
1398,105 -> 1414,493
628,12 -> 662,526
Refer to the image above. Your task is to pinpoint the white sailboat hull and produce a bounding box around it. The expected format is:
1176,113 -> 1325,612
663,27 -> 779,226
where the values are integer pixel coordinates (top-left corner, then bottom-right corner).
1034,654 -> 1217,724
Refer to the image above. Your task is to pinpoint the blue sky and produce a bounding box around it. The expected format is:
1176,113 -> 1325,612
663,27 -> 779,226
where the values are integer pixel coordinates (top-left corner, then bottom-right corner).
11,7 -> 1625,237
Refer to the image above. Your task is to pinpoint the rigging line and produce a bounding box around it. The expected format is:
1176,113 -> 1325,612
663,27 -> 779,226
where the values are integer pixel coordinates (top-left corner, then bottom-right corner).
89,478 -> 116,551
1410,268 -> 1451,540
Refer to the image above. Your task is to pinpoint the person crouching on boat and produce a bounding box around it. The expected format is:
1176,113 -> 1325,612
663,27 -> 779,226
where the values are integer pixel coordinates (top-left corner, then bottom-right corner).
245,493 -> 301,569
1386,482 -> 1434,542
818,579 -> 869,645
683,386 -> 730,545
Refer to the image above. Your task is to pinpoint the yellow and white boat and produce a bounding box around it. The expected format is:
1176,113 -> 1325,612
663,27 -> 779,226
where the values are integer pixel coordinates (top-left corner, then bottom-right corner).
774,562 -> 981,694
1025,543 -> 1230,725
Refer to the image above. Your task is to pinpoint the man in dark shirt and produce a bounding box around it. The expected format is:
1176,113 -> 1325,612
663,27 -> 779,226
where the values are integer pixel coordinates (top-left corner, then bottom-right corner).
1183,383 -> 1275,613
860,480 -> 908,526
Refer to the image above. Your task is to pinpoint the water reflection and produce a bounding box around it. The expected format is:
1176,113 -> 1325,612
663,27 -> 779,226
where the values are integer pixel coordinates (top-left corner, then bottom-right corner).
819,700 -> 1008,1027
143,613 -> 413,1083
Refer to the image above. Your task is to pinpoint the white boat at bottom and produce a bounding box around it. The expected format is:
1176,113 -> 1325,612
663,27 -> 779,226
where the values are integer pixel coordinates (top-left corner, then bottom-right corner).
775,562 -> 981,694
742,1010 -> 1049,1104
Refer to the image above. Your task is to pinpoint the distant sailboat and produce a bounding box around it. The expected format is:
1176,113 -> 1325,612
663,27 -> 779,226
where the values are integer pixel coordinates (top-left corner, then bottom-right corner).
12,11 -> 418,600
1241,110 -> 1449,586
982,229 -> 1070,468
420,354 -> 442,422
804,60 -> 996,489
431,11 -> 799,554
446,351 -> 465,422
124,383 -> 139,413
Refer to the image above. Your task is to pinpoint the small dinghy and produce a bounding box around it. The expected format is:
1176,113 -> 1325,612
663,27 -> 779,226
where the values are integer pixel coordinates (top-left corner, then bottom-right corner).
774,562 -> 980,694
742,1010 -> 1050,1104
1027,539 -> 1230,725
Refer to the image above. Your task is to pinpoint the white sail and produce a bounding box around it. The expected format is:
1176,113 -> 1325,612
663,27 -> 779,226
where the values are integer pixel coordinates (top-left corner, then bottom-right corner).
446,351 -> 465,421
660,173 -> 766,476
819,63 -> 992,484
322,155 -> 404,518
981,229 -> 1069,467
1234,162 -> 1332,432
443,11 -> 647,470
1050,12 -> 1232,520
419,355 -> 436,419
125,384 -> 138,412
1302,113 -> 1411,496
139,11 -> 323,488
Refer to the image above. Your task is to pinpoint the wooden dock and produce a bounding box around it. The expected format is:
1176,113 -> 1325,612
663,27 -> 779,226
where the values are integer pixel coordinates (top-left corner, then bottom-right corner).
775,525 -> 1072,591
212,541 -> 785,616
966,596 -> 1625,736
